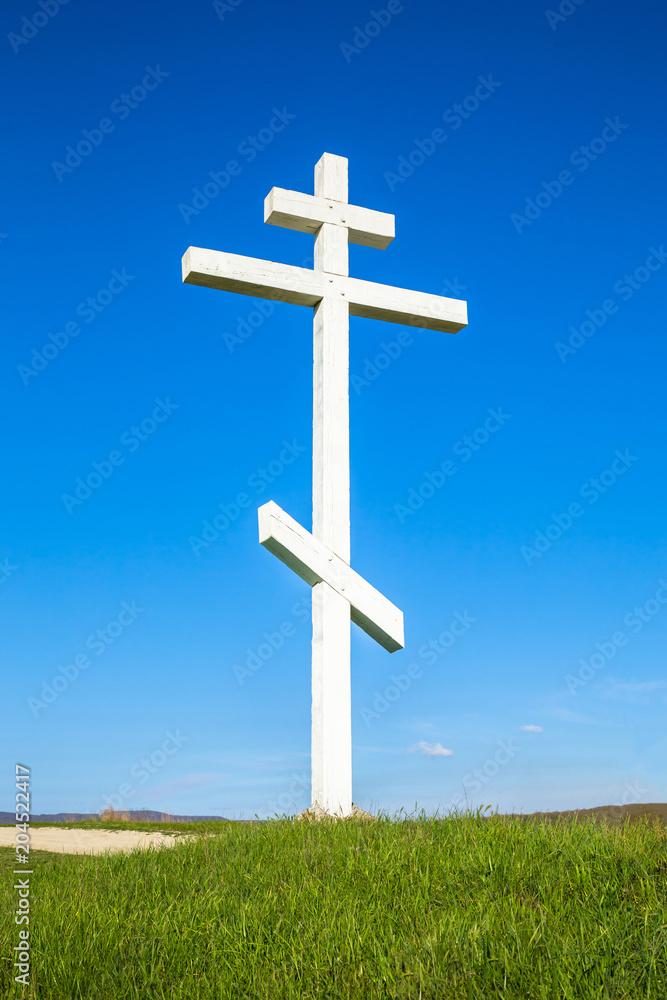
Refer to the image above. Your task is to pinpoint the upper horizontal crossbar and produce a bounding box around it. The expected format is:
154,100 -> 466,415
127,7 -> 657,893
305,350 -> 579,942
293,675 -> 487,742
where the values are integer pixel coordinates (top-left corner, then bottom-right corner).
258,501 -> 404,653
264,187 -> 395,250
183,247 -> 467,334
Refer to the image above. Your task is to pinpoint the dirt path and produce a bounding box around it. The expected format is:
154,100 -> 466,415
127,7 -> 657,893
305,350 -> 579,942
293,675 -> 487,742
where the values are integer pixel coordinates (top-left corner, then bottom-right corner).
0,826 -> 193,855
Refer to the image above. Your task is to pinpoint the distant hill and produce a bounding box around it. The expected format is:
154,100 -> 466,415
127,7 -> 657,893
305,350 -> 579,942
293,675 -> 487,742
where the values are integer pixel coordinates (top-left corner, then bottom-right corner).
0,810 -> 230,824
2,803 -> 665,826
512,802 -> 667,826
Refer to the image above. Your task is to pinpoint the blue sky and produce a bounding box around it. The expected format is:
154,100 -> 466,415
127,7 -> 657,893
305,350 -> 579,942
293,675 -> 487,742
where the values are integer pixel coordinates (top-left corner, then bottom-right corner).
2,0 -> 666,819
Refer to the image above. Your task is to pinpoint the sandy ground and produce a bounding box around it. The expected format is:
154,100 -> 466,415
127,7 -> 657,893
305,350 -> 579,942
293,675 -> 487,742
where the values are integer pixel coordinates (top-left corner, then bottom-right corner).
0,826 -> 193,855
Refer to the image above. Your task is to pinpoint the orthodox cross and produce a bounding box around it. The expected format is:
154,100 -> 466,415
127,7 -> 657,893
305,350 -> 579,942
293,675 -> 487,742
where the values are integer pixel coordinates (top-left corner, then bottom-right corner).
182,153 -> 467,816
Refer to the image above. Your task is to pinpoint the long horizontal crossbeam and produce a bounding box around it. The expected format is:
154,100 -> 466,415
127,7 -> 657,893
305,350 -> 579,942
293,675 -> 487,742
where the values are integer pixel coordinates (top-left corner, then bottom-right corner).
258,501 -> 404,653
264,187 -> 395,250
183,247 -> 467,334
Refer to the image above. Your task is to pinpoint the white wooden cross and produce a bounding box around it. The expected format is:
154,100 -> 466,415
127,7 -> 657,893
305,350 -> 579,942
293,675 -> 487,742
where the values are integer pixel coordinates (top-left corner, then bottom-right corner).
182,153 -> 468,817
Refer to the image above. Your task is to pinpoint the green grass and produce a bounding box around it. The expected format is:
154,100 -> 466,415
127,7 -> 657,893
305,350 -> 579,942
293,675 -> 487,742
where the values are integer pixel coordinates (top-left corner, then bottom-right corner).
1,812 -> 666,998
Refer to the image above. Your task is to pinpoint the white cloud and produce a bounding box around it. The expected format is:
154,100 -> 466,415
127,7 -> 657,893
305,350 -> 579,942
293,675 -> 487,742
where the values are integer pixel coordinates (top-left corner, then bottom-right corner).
407,740 -> 454,757
520,724 -> 543,733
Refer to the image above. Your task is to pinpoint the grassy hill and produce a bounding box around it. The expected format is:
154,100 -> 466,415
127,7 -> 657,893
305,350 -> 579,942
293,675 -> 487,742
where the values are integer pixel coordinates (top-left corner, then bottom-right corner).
1,808 -> 665,998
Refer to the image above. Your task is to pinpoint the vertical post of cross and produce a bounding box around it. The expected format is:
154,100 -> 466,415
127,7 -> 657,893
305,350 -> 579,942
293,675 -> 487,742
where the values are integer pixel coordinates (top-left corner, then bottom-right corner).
311,153 -> 352,816
182,151 -> 466,818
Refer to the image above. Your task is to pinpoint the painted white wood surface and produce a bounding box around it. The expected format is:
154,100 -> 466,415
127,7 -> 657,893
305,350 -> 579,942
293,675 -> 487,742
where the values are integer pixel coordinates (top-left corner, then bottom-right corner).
264,187 -> 395,249
181,152 -> 468,817
258,501 -> 404,653
182,248 -> 467,333
311,153 -> 352,816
